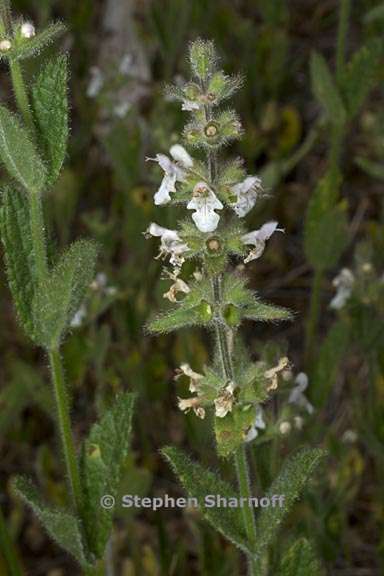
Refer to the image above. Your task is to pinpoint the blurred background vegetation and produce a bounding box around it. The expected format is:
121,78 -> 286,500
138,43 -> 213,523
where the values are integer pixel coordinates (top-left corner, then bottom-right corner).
1,0 -> 384,574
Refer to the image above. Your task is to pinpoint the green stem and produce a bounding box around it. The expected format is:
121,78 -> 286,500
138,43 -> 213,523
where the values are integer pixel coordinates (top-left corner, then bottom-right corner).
336,0 -> 351,83
9,59 -> 35,135
49,349 -> 84,516
305,268 -> 323,365
211,275 -> 259,575
28,192 -> 48,283
0,507 -> 23,576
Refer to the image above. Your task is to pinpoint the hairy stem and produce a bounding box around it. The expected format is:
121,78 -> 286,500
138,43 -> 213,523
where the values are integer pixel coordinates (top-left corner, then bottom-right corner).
9,60 -> 35,135
49,349 -> 84,516
0,507 -> 23,576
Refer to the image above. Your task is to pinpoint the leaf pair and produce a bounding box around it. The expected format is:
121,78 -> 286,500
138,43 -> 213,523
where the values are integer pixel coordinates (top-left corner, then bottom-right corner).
13,393 -> 135,567
163,446 -> 325,561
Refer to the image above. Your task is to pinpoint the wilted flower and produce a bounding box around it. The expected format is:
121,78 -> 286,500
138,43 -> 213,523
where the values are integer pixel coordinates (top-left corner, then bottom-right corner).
264,357 -> 290,391
241,221 -> 284,263
187,182 -> 223,233
174,363 -> 203,393
178,396 -> 205,419
163,276 -> 190,302
244,407 -> 266,442
288,372 -> 314,415
145,223 -> 189,267
147,145 -> 193,206
214,381 -> 235,418
330,268 -> 355,310
230,176 -> 262,217
20,22 -> 36,38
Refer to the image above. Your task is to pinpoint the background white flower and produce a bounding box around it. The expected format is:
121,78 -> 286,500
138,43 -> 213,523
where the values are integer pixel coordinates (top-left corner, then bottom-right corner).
245,407 -> 266,442
288,372 -> 314,415
330,268 -> 355,310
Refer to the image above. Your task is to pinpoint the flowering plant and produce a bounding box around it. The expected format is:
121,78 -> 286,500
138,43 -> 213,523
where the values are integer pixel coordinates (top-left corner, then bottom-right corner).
146,39 -> 325,574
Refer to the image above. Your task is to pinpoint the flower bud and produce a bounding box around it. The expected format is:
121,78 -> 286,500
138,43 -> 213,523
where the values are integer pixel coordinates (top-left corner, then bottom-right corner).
0,39 -> 11,52
206,236 -> 222,254
223,304 -> 241,327
20,22 -> 36,39
198,300 -> 213,322
204,121 -> 219,138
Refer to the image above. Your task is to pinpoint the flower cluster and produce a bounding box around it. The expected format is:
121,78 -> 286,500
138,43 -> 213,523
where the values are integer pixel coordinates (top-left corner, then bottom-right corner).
146,40 -> 293,457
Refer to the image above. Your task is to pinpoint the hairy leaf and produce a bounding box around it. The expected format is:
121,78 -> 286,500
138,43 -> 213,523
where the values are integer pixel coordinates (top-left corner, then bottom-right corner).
147,300 -> 213,334
277,538 -> 324,576
0,187 -> 36,339
33,239 -> 98,349
243,301 -> 293,323
310,52 -> 346,126
254,447 -> 326,555
162,446 -> 254,556
82,393 -> 135,558
0,106 -> 46,193
215,405 -> 256,458
33,54 -> 68,185
13,476 -> 89,567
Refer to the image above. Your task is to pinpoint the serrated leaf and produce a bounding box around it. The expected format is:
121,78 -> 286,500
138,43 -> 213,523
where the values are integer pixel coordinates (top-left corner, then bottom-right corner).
0,22 -> 66,62
82,393 -> 135,558
12,476 -> 89,567
0,106 -> 46,193
0,187 -> 36,339
32,54 -> 68,185
254,447 -> 326,556
341,39 -> 382,118
162,446 -> 253,556
277,538 -> 324,576
33,239 -> 98,349
310,52 -> 346,126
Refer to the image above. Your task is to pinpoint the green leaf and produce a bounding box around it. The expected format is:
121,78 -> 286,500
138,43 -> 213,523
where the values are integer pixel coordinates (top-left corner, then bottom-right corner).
310,52 -> 346,126
0,106 -> 46,193
33,239 -> 98,349
162,446 -> 253,556
82,393 -> 135,558
310,321 -> 349,409
277,538 -> 324,576
243,300 -> 293,323
341,39 -> 382,118
147,300 -> 213,334
12,476 -> 90,567
0,22 -> 66,62
32,54 -> 68,185
0,186 -> 36,340
304,172 -> 348,272
254,447 -> 326,556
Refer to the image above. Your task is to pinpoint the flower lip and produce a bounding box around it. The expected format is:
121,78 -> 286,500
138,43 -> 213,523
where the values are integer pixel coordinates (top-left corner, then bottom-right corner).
187,182 -> 223,233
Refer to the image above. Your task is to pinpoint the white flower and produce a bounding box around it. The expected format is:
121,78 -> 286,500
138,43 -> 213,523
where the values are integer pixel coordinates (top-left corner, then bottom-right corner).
70,304 -> 87,328
264,357 -> 290,391
342,429 -> 358,444
87,66 -> 104,98
146,223 -> 189,267
241,221 -> 284,263
330,268 -> 355,310
279,421 -> 292,435
20,22 -> 36,38
163,277 -> 190,302
245,407 -> 266,442
119,53 -> 134,75
288,372 -> 314,415
230,176 -> 262,217
294,416 -> 304,430
147,146 -> 193,206
187,182 -> 223,233
174,363 -> 203,393
214,381 -> 235,418
113,101 -> 131,118
0,39 -> 11,52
